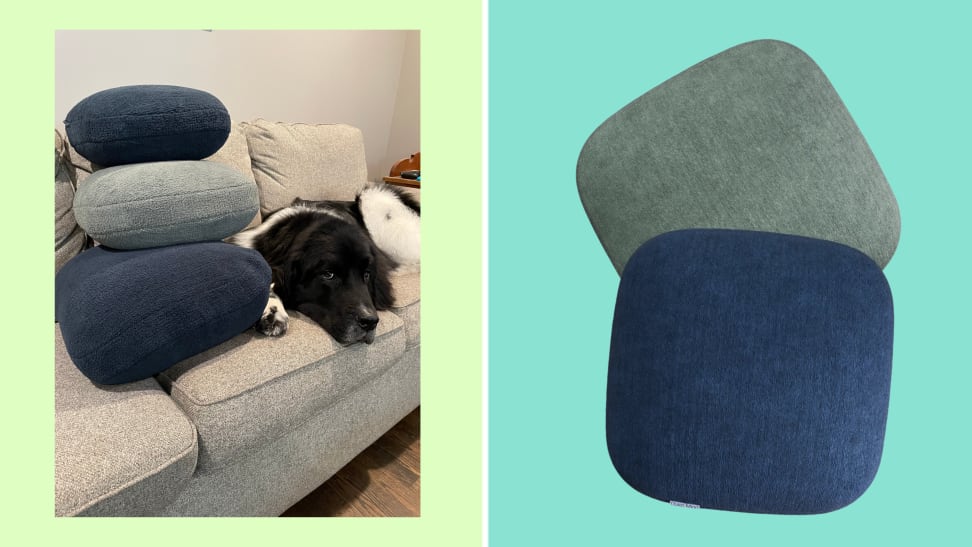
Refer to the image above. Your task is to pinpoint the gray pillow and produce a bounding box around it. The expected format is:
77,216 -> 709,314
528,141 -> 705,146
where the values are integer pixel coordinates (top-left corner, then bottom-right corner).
577,40 -> 901,273
74,161 -> 259,250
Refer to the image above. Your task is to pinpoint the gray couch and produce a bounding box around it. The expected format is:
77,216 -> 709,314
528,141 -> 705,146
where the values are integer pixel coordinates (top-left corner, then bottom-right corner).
54,119 -> 420,516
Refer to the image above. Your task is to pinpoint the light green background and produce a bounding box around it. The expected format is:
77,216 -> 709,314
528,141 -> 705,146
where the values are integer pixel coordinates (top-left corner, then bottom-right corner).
6,0 -> 481,545
490,0 -> 970,544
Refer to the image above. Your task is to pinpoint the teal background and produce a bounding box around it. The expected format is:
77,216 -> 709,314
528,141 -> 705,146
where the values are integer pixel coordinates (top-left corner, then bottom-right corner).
489,0 -> 970,544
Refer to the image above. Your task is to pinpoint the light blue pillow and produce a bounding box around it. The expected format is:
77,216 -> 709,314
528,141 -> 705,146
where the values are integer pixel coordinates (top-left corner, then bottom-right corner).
74,161 -> 258,249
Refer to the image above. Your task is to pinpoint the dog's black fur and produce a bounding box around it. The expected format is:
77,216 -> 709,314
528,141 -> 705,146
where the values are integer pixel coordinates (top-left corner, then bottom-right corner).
228,197 -> 396,345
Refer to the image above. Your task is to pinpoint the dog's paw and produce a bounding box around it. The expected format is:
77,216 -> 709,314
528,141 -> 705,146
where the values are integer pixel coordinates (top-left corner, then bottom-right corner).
255,290 -> 289,337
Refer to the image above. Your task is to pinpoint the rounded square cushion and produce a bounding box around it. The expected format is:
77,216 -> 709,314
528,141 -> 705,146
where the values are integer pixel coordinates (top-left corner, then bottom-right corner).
577,40 -> 900,273
55,243 -> 271,385
73,160 -> 259,250
607,229 -> 893,514
241,119 -> 368,217
65,85 -> 231,167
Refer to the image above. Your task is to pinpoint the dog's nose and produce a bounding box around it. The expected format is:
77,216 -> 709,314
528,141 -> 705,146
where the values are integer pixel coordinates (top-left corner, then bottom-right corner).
358,314 -> 379,331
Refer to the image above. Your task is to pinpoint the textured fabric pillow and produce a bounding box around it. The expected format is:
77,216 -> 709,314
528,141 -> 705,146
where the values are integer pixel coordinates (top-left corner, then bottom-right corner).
577,40 -> 900,273
242,119 -> 368,216
55,243 -> 271,385
74,160 -> 259,250
65,85 -> 231,167
205,122 -> 261,228
55,131 -> 86,273
607,229 -> 893,514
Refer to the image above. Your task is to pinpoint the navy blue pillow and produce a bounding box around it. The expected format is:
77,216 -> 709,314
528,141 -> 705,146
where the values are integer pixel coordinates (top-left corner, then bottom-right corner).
55,243 -> 270,385
64,85 -> 231,167
607,229 -> 894,514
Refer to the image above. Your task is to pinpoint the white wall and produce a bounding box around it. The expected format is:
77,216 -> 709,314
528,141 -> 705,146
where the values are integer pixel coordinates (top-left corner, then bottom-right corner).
385,31 -> 421,171
55,30 -> 420,182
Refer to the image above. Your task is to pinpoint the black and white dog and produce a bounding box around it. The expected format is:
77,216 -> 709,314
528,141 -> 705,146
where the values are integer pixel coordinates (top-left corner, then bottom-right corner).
228,184 -> 420,344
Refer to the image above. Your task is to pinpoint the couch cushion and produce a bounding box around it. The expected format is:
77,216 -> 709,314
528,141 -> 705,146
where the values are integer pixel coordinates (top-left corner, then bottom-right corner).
159,347 -> 419,516
242,119 -> 368,216
156,310 -> 406,469
73,160 -> 259,249
205,122 -> 261,228
607,229 -> 894,514
55,243 -> 271,385
55,131 -> 86,273
65,85 -> 231,167
577,40 -> 900,273
55,325 -> 198,516
389,270 -> 420,348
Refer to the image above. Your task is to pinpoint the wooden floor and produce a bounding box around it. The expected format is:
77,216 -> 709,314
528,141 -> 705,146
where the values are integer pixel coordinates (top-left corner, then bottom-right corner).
281,407 -> 420,517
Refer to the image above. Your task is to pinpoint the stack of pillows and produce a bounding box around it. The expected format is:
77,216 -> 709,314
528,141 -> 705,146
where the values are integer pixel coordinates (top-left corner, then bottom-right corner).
55,85 -> 270,385
577,41 -> 899,514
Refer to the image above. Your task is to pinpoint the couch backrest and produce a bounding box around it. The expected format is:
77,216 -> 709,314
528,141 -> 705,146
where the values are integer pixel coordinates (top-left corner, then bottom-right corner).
240,119 -> 369,217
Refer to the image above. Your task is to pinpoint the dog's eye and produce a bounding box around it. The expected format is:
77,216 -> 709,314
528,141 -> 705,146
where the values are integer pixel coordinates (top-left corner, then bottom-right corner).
321,271 -> 335,280
364,271 -> 371,282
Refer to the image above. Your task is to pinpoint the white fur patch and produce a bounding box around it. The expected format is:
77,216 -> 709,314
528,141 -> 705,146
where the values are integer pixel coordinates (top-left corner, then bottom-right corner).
227,205 -> 343,249
358,185 -> 421,273
258,286 -> 289,336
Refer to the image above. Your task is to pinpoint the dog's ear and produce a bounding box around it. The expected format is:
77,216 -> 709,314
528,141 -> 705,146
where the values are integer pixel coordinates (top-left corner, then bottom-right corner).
345,194 -> 366,227
370,245 -> 396,310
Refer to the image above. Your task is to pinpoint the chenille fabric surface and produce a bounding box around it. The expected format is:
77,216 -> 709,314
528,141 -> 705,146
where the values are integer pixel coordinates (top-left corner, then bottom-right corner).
55,326 -> 198,516
577,40 -> 900,273
242,119 -> 369,216
607,229 -> 894,514
73,160 -> 259,249
55,243 -> 270,385
205,122 -> 261,228
156,311 -> 406,469
65,85 -> 231,167
390,270 -> 422,348
159,348 -> 419,516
